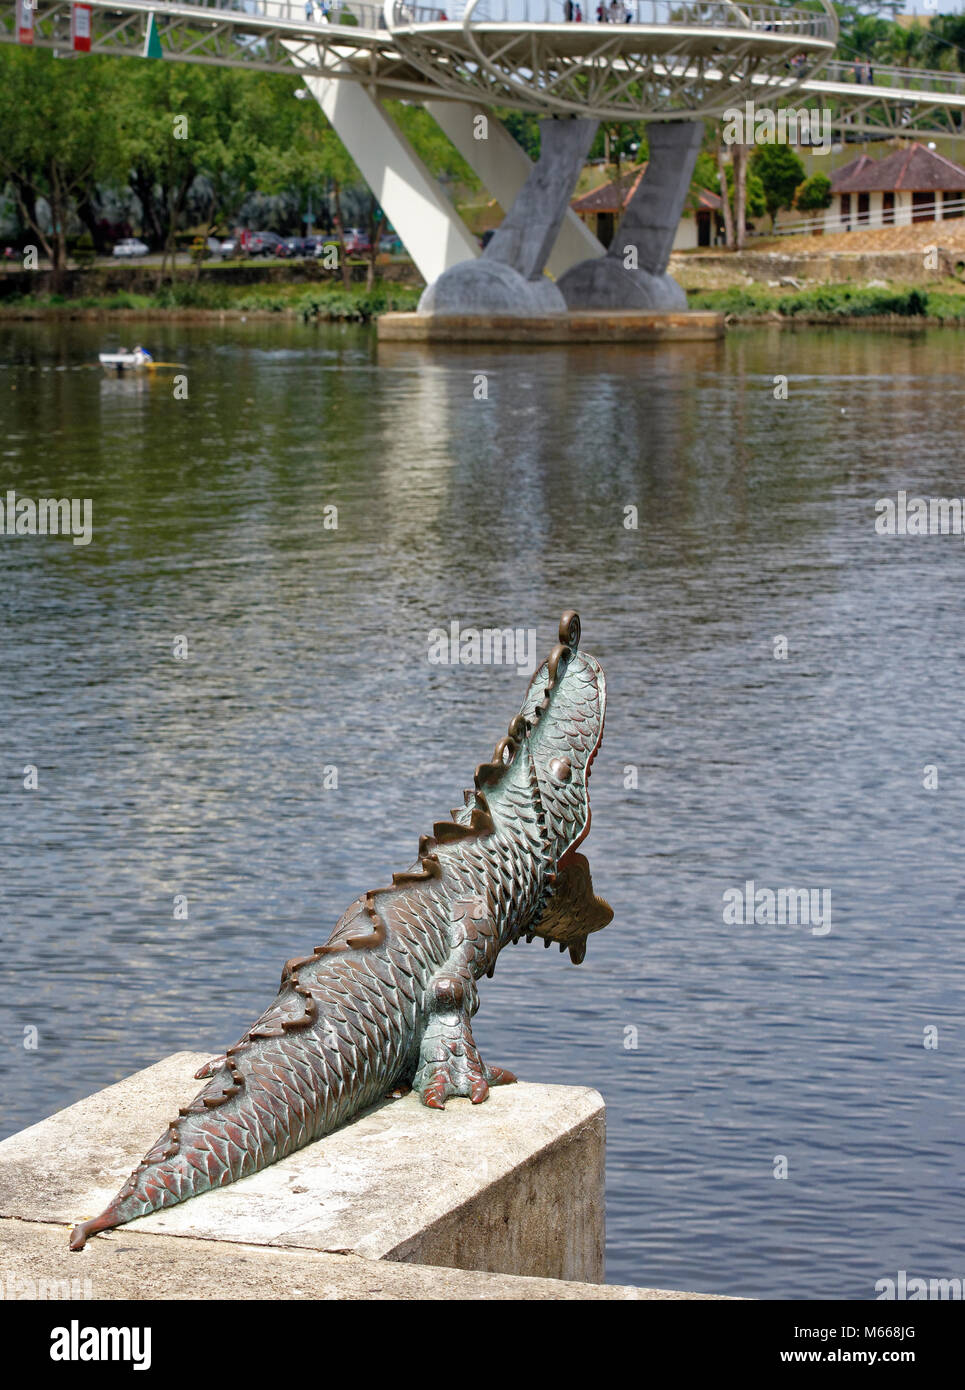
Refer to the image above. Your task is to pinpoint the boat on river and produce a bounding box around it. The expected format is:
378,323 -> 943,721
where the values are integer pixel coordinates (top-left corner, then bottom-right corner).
99,347 -> 156,375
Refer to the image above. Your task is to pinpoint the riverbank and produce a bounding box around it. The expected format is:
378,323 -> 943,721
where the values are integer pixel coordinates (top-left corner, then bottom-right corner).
0,279 -> 423,322
686,281 -> 965,325
4,275 -> 965,327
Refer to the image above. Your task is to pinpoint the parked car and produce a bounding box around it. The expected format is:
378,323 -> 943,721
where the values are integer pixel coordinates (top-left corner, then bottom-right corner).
219,237 -> 240,258
379,233 -> 403,255
247,231 -> 285,257
276,236 -> 309,258
342,228 -> 372,255
112,238 -> 149,258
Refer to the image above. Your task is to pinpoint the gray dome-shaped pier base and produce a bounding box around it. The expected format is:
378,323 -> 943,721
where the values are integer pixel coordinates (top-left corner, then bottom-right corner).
556,257 -> 687,312
418,260 -> 567,316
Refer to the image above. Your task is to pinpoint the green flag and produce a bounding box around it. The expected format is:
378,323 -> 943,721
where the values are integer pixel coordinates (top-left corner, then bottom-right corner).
143,12 -> 162,59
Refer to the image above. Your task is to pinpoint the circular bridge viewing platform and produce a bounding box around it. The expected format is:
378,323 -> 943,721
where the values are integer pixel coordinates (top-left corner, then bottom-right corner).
383,0 -> 838,120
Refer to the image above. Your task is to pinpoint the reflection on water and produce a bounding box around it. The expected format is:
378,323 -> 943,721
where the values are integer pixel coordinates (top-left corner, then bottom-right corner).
2,318 -> 964,1297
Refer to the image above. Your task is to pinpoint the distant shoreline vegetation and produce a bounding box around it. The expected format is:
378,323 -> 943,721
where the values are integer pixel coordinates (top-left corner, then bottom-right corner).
0,280 -> 422,322
687,283 -> 965,324
4,281 -> 965,326
5,278 -> 965,326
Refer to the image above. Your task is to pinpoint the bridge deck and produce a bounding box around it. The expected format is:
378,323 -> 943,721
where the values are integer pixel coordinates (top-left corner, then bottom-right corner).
0,0 -> 962,133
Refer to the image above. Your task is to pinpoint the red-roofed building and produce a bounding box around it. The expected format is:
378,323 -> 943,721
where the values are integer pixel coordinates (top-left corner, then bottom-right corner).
825,143 -> 965,232
571,165 -> 723,250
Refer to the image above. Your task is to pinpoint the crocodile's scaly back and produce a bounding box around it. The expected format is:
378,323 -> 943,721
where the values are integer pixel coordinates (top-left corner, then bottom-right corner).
69,611 -> 610,1250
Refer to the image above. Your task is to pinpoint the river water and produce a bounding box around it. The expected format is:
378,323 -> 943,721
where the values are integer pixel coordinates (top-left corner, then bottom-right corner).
1,318 -> 964,1297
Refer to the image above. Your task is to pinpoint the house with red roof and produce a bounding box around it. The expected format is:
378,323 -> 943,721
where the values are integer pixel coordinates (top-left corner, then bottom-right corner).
571,165 -> 723,251
825,143 -> 965,232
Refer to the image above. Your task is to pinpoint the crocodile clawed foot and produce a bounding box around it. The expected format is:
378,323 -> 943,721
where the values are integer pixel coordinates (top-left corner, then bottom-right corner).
418,1058 -> 516,1110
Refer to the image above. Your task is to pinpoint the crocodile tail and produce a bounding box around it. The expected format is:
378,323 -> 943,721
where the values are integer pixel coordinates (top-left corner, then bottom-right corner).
70,938 -> 424,1252
69,1053 -> 288,1249
69,1009 -> 371,1250
69,1120 -> 208,1250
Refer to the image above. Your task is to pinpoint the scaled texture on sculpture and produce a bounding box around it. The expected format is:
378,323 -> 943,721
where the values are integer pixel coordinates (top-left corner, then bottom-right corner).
70,611 -> 610,1250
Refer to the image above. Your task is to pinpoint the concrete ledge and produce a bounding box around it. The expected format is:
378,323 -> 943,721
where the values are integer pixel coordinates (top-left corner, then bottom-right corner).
377,309 -> 724,343
0,1052 -> 605,1283
0,1219 -> 719,1301
0,1053 -> 732,1300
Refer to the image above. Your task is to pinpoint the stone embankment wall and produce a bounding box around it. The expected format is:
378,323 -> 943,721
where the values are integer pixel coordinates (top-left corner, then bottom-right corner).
670,249 -> 965,291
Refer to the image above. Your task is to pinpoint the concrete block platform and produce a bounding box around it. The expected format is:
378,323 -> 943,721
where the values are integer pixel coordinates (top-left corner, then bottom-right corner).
0,1052 -> 723,1300
377,309 -> 725,344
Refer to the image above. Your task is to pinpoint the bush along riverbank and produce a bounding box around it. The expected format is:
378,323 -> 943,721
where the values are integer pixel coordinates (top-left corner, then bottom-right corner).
687,282 -> 965,324
6,276 -> 965,326
0,279 -> 423,322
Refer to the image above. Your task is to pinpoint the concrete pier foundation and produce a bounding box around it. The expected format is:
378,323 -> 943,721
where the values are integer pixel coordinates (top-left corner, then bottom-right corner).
425,101 -> 605,281
419,117 -> 598,316
558,121 -> 705,312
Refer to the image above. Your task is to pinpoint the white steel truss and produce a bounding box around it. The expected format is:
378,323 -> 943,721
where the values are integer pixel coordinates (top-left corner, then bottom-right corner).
1,0 -> 964,134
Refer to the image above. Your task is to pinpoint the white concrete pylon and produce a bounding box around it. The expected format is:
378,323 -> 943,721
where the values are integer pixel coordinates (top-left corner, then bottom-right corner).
297,71 -> 481,286
425,100 -> 605,280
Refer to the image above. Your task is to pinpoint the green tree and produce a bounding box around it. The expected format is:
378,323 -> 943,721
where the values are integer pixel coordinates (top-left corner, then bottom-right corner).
386,101 -> 478,187
709,143 -> 767,248
250,83 -> 361,286
921,15 -> 965,73
795,172 -> 832,215
750,144 -> 807,231
113,62 -> 248,281
692,149 -> 719,196
495,110 -> 541,162
746,171 -> 767,222
0,49 -> 125,278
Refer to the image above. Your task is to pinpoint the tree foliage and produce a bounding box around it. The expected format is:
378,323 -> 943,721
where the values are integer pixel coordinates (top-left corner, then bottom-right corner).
0,50 -> 124,275
750,145 -> 807,229
795,172 -> 832,214
0,47 -> 475,271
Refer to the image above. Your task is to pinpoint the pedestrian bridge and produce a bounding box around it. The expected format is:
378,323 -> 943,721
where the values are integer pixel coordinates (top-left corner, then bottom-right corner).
4,0 -> 965,304
3,0 -> 965,131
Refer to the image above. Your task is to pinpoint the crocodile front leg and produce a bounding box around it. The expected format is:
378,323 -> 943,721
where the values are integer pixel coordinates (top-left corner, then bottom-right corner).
414,974 -> 516,1108
413,896 -> 516,1109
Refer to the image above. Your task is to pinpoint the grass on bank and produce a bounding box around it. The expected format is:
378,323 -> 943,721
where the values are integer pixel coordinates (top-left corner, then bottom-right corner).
687,282 -> 965,322
7,277 -> 965,324
0,279 -> 423,320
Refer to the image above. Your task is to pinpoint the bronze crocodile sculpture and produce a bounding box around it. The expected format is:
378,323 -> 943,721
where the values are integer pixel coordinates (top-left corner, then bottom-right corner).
70,610 -> 610,1249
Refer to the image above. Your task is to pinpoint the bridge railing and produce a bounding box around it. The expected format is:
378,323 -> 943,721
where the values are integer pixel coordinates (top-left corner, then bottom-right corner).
822,59 -> 965,96
157,0 -> 835,39
388,0 -> 833,36
257,0 -> 387,26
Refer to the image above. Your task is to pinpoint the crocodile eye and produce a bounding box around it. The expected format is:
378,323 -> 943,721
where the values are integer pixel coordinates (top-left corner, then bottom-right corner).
559,611 -> 581,649
548,757 -> 572,783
